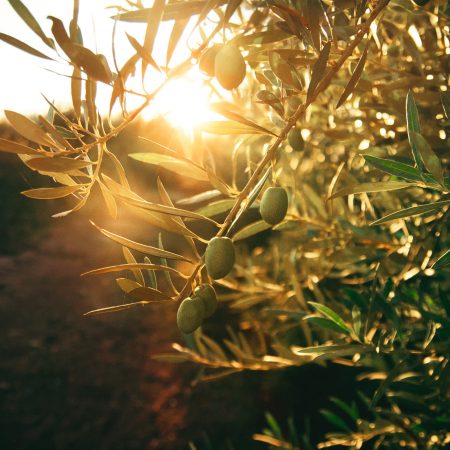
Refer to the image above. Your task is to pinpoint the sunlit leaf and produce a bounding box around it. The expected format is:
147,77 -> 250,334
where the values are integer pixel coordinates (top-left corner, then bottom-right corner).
232,220 -> 272,241
329,181 -> 415,199
21,185 -> 82,199
166,18 -> 189,66
198,121 -> 272,135
129,152 -> 209,182
0,138 -> 41,155
91,221 -> 193,262
85,301 -> 152,316
336,44 -> 368,109
371,199 -> 450,226
177,190 -> 222,205
307,41 -> 331,103
5,110 -> 55,147
410,132 -> 445,186
126,33 -> 161,72
98,181 -> 118,219
406,90 -> 424,172
0,32 -> 52,59
195,199 -> 235,217
7,0 -> 54,48
27,157 -> 92,173
210,103 -> 277,136
71,67 -> 82,119
112,1 -> 228,22
81,263 -> 185,278
122,247 -> 145,286
116,193 -> 218,225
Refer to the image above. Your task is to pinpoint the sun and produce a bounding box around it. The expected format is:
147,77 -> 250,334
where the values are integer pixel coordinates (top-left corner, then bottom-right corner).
142,69 -> 220,132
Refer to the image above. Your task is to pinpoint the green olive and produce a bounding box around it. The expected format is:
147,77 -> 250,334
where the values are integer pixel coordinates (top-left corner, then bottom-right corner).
214,45 -> 246,90
176,297 -> 204,334
260,187 -> 288,225
288,128 -> 304,152
194,283 -> 218,318
205,237 -> 235,279
199,44 -> 222,77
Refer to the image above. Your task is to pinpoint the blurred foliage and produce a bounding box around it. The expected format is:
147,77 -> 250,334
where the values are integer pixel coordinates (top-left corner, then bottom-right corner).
1,0 -> 449,448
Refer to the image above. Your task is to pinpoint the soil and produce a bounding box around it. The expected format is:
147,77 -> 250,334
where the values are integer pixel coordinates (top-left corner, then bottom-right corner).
0,145 -> 359,450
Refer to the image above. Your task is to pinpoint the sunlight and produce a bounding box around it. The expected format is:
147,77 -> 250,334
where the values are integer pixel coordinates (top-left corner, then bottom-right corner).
142,70 -> 220,132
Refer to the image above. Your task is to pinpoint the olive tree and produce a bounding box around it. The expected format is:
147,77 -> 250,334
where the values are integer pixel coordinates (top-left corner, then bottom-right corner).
1,0 -> 449,447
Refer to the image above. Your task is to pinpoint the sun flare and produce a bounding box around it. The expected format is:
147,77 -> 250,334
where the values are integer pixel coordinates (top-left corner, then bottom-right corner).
142,70 -> 220,131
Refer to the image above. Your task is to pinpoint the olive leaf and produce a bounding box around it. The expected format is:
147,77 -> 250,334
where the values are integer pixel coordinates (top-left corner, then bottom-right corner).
329,181 -> 415,199
336,44 -> 368,109
406,90 -> 424,172
371,199 -> 450,226
409,132 -> 445,186
91,221 -> 193,262
81,263 -> 185,278
0,32 -> 52,59
5,110 -> 56,147
21,185 -> 82,199
307,41 -> 331,103
27,157 -> 92,173
7,0 -> 54,48
0,138 -> 42,155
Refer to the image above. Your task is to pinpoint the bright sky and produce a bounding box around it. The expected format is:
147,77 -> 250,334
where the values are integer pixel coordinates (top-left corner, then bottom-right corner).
0,0 -> 211,123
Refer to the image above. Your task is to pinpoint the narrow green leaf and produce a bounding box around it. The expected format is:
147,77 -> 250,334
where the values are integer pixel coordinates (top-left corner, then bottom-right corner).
195,199 -> 235,217
336,45 -> 368,108
307,41 -> 331,103
308,301 -> 352,335
292,344 -> 367,356
7,0 -> 54,48
232,220 -> 272,241
91,221 -> 193,262
227,168 -> 271,235
306,316 -> 350,334
440,91 -> 450,120
410,132 -> 445,186
21,185 -> 81,199
320,409 -> 352,432
363,155 -> 422,182
431,249 -> 450,269
406,90 -> 423,171
370,199 -> 450,226
0,32 -> 52,59
329,181 -> 415,199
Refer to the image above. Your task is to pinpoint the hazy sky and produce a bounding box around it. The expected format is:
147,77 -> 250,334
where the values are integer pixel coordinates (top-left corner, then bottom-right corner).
0,1 -> 187,121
